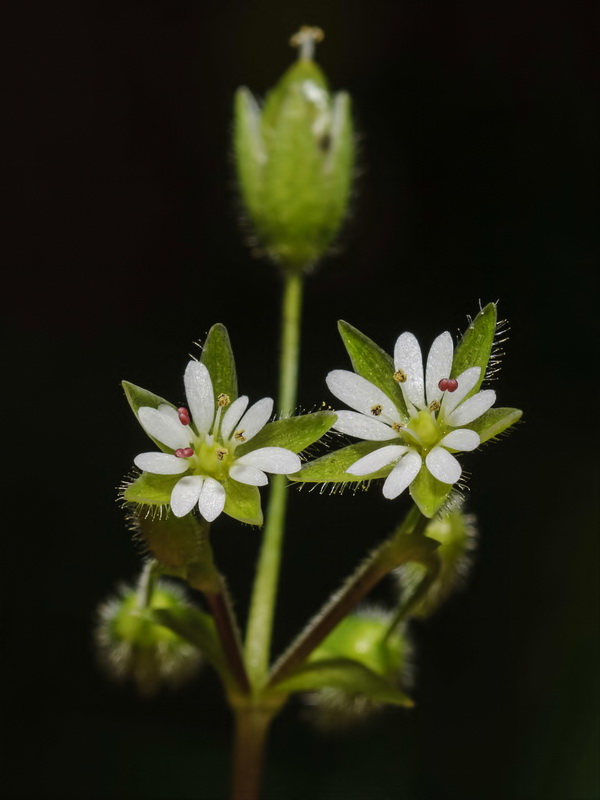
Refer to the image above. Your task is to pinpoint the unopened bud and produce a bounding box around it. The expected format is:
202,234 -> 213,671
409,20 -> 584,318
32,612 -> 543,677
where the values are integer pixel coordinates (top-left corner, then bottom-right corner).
305,608 -> 412,730
95,579 -> 202,696
396,505 -> 478,618
233,27 -> 355,272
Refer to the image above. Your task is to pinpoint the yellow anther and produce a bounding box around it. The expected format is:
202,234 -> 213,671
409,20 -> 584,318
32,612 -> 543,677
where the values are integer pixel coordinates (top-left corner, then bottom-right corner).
370,404 -> 383,416
393,370 -> 407,383
216,448 -> 229,461
217,393 -> 231,407
234,430 -> 246,442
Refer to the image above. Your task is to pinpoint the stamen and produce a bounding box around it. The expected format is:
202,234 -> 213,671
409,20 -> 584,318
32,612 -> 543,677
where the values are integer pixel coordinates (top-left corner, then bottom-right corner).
289,25 -> 324,60
393,370 -> 407,383
177,407 -> 190,425
234,429 -> 246,442
429,400 -> 441,412
175,447 -> 194,458
217,393 -> 231,408
391,422 -> 404,433
370,404 -> 383,416
216,448 -> 229,461
438,378 -> 458,393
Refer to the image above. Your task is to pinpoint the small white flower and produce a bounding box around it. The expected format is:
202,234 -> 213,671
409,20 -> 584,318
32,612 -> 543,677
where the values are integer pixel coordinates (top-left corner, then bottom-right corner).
326,331 -> 496,500
133,361 -> 301,521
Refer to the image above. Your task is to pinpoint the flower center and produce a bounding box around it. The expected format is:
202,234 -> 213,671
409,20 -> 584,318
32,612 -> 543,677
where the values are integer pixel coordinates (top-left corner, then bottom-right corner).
404,409 -> 441,449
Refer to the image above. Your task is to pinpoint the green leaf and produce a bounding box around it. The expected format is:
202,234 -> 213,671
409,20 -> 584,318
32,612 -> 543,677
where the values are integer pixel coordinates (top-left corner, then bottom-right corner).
466,407 -> 522,443
409,464 -> 453,518
289,441 -> 394,484
451,303 -> 497,395
150,605 -> 229,682
123,472 -> 181,506
200,323 -> 238,401
273,657 -> 413,707
122,380 -> 175,453
236,411 -> 337,457
337,320 -> 408,420
222,478 -> 263,526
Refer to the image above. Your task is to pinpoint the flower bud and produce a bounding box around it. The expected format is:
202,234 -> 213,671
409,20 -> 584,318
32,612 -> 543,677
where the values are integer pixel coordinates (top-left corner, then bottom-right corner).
396,505 -> 478,618
126,504 -> 206,572
234,26 -> 355,272
96,578 -> 202,696
305,608 -> 412,730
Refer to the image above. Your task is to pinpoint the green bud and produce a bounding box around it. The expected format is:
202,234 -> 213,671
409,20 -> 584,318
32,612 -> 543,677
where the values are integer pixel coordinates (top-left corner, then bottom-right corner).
96,578 -> 202,696
126,504 -> 207,572
396,505 -> 478,618
234,26 -> 355,272
305,608 -> 412,729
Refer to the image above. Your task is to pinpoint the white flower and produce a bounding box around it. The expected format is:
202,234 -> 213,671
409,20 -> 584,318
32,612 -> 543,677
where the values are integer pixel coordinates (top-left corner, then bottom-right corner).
133,361 -> 301,521
326,331 -> 496,500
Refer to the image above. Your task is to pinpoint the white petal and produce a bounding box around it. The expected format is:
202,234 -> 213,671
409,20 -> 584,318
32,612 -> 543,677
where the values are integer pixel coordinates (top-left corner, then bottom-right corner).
229,464 -> 269,486
439,429 -> 480,452
425,331 -> 454,406
221,396 -> 249,441
170,475 -> 203,517
234,397 -> 274,442
382,450 -> 422,498
236,446 -> 301,474
347,444 -> 408,476
184,360 -> 215,435
393,332 -> 425,409
326,370 -> 400,421
333,411 -> 398,441
198,477 -> 226,522
134,452 -> 189,475
440,366 -> 481,418
425,447 -> 461,484
138,406 -> 191,449
446,389 -> 496,427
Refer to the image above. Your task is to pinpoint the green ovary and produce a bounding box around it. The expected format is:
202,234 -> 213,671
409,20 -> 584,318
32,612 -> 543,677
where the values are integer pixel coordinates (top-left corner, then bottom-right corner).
190,439 -> 233,482
406,409 -> 442,449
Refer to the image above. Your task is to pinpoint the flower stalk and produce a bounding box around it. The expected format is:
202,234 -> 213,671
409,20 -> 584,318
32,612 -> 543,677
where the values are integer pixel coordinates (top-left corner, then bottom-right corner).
268,505 -> 434,687
245,270 -> 304,685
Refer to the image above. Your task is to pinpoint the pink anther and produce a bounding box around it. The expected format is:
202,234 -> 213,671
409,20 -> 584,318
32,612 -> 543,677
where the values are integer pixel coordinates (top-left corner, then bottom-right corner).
175,447 -> 194,458
438,378 -> 459,393
177,407 -> 190,425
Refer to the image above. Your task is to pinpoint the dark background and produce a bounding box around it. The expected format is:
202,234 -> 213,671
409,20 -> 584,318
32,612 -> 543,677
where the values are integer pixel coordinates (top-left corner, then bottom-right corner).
2,1 -> 598,798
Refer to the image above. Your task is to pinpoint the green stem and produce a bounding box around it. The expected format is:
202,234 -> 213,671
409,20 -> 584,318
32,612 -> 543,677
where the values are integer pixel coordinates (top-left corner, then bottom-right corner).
268,506 -> 427,686
245,270 -> 304,685
136,559 -> 159,608
230,706 -> 274,800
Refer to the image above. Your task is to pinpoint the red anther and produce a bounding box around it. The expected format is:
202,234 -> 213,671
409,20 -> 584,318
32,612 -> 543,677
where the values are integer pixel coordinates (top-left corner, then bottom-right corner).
438,378 -> 459,392
175,447 -> 194,458
177,407 -> 190,425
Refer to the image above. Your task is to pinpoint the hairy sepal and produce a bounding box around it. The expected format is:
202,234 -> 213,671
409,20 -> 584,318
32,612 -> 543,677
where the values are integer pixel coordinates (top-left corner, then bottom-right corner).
466,407 -> 522,443
200,323 -> 238,402
235,411 -> 337,457
409,465 -> 454,518
451,302 -> 497,396
289,441 -> 394,484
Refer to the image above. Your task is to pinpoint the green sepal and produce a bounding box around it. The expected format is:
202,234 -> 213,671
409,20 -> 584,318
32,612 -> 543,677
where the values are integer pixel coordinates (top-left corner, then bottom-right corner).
236,411 -> 337,457
123,472 -> 181,506
272,657 -> 413,708
127,505 -> 207,569
150,605 -> 230,684
337,320 -> 408,420
233,87 -> 264,221
222,477 -> 263,526
200,323 -> 238,401
326,93 -> 354,229
466,407 -> 522,443
289,441 -> 394,484
451,303 -> 497,395
122,381 -> 175,453
409,464 -> 453,518
261,58 -> 329,142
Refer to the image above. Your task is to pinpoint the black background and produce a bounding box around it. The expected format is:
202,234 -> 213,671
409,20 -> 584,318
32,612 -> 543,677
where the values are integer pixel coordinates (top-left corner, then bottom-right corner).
2,2 -> 598,799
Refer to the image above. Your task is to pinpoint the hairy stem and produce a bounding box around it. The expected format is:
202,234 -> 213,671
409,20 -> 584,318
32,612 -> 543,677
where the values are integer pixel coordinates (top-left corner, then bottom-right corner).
245,270 -> 304,684
268,506 -> 429,686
